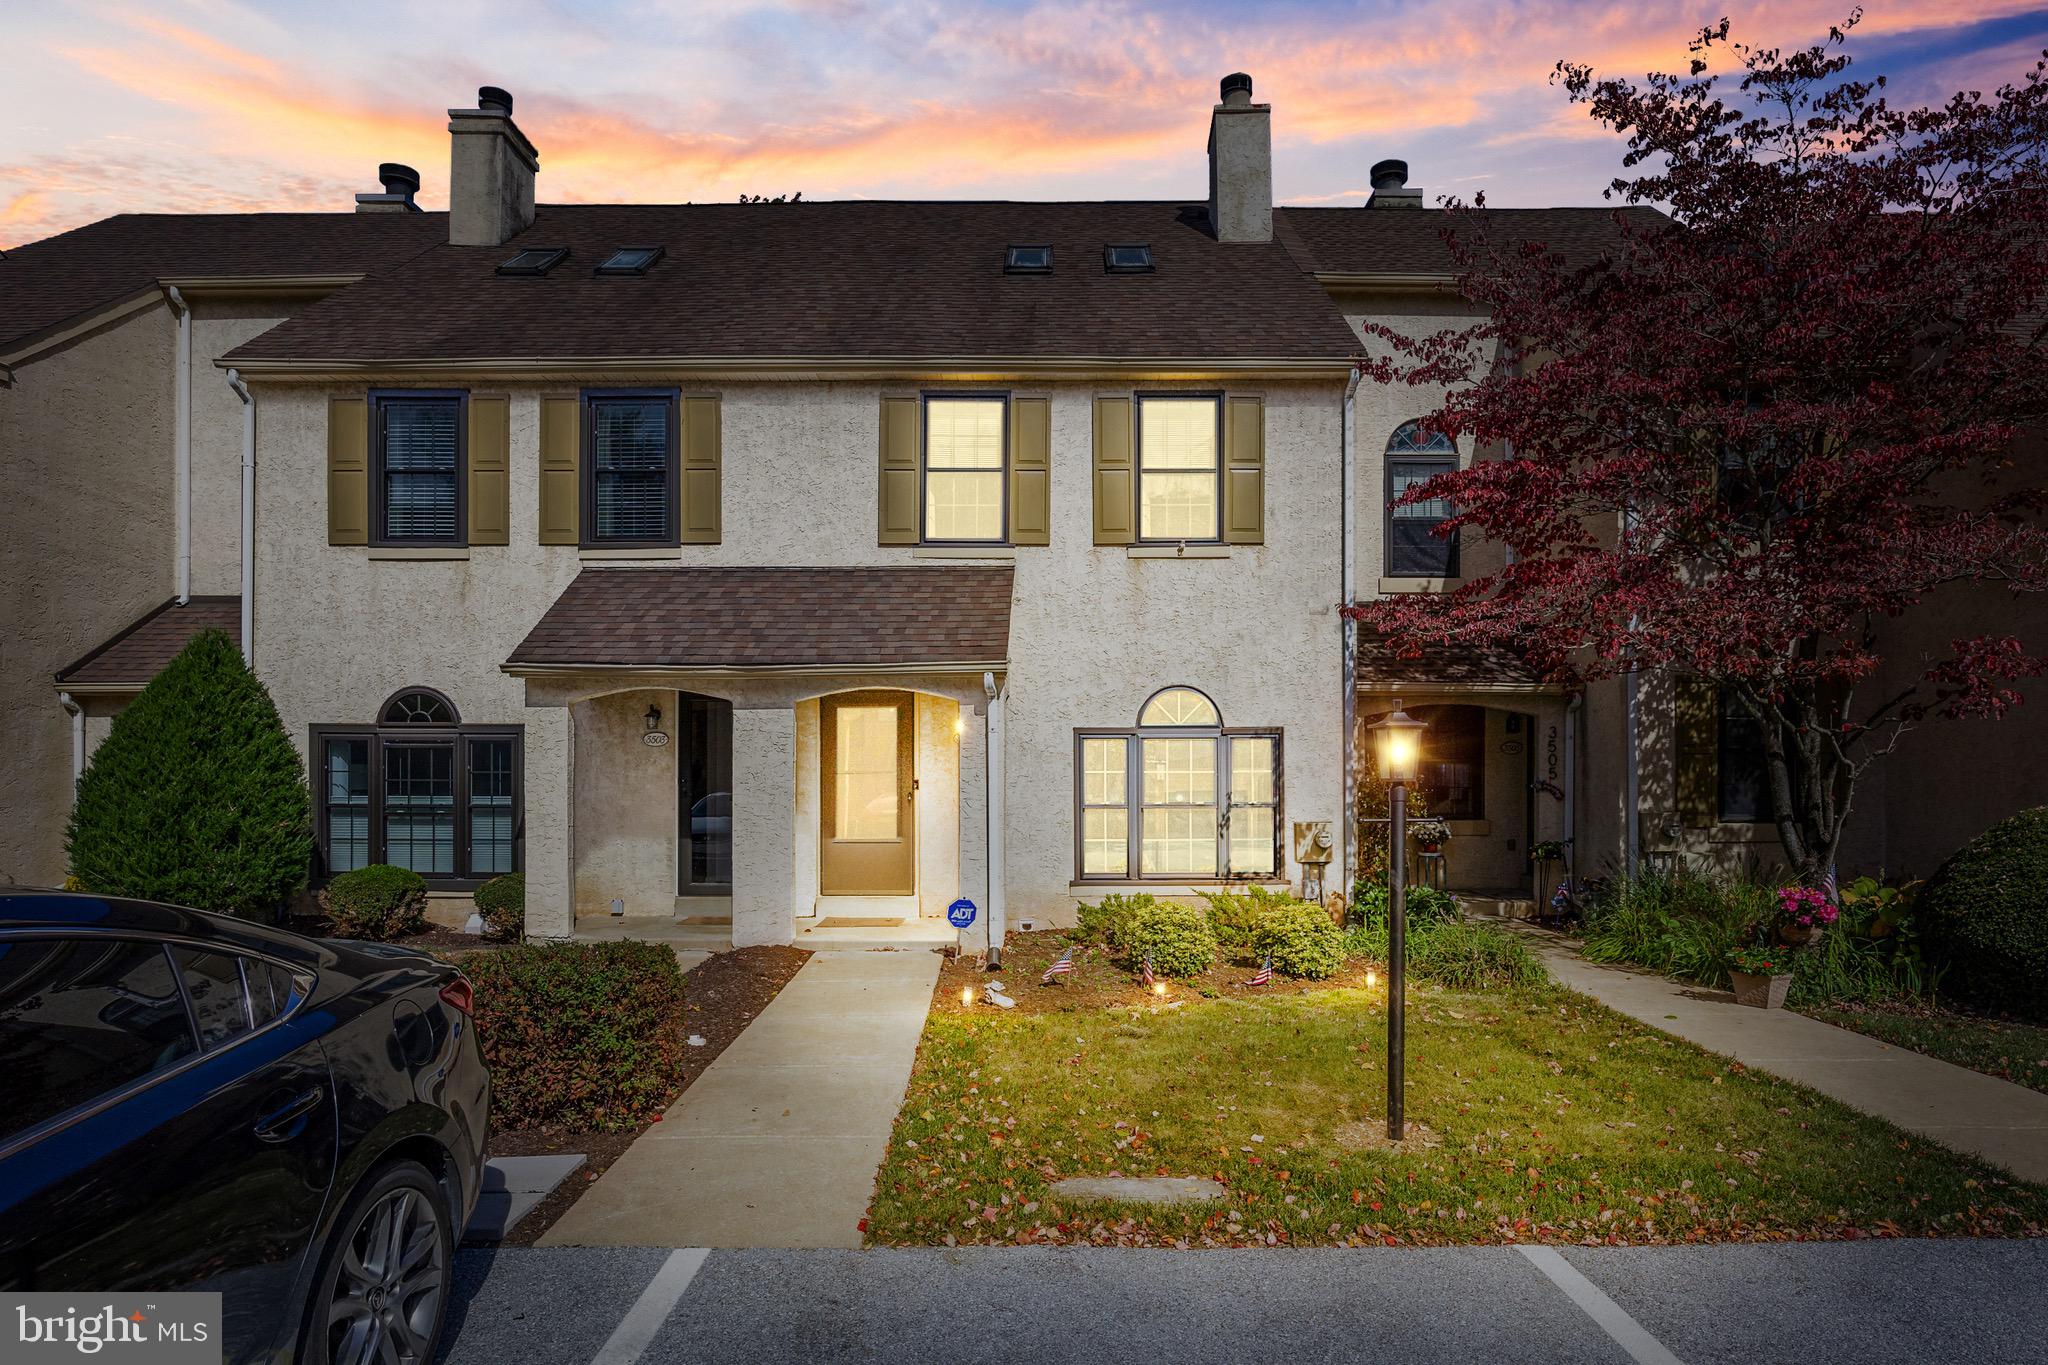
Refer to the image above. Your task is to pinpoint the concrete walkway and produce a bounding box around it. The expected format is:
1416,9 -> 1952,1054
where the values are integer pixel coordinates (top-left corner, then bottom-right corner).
1527,935 -> 2048,1185
538,950 -> 940,1249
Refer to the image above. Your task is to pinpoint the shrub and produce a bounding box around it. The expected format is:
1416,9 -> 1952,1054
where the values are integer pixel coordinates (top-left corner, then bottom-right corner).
1074,892 -> 1157,949
320,864 -> 429,940
463,941 -> 686,1130
1342,913 -> 1546,988
1199,884 -> 1305,958
1350,880 -> 1457,927
1577,865 -> 1765,988
473,872 -> 526,940
1251,899 -> 1346,979
1121,900 -> 1217,978
1919,807 -> 2048,1019
65,629 -> 312,919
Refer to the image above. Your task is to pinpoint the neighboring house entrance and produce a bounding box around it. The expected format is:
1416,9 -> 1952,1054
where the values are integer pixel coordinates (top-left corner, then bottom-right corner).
820,690 -> 917,896
676,691 -> 733,896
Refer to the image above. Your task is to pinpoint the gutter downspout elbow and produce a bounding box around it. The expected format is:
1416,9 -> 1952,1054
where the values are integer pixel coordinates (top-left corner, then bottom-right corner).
166,286 -> 191,604
59,691 -> 84,789
982,670 -> 1006,969
227,368 -> 253,665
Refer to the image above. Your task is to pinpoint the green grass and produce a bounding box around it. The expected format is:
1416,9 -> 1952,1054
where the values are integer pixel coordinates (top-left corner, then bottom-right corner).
1798,1002 -> 2048,1095
865,983 -> 2046,1248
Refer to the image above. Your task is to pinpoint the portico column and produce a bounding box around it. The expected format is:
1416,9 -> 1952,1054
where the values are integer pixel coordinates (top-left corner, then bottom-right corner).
731,704 -> 796,947
523,703 -> 574,941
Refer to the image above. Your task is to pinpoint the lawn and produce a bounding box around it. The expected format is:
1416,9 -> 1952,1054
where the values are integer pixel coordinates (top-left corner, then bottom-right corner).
1797,1001 -> 2048,1096
866,972 -> 2047,1249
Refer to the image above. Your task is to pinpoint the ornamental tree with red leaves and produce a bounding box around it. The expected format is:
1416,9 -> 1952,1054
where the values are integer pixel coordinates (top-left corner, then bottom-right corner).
1343,14 -> 2048,883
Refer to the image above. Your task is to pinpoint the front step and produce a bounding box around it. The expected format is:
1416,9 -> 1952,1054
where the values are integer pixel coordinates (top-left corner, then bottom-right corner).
1458,895 -> 1539,920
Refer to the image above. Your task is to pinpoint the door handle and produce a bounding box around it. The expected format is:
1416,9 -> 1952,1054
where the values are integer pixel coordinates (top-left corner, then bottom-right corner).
253,1086 -> 324,1142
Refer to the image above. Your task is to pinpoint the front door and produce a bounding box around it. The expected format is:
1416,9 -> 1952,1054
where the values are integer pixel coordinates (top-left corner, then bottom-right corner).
676,691 -> 733,895
820,690 -> 916,896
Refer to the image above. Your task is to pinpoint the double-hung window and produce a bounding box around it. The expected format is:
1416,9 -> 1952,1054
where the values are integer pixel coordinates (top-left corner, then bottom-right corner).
1716,688 -> 1773,823
923,395 -> 1007,543
1077,687 -> 1281,880
371,391 -> 466,546
1136,395 -> 1222,542
584,389 -> 680,547
313,689 -> 522,886
1386,420 -> 1459,576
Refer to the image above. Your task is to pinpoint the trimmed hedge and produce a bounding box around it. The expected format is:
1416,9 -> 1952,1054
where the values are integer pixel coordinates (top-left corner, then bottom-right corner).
1074,892 -> 1156,950
1121,900 -> 1217,978
65,629 -> 311,918
320,864 -> 428,941
1920,807 -> 2048,1019
1251,899 -> 1347,979
464,940 -> 687,1130
473,872 -> 525,940
1199,884 -> 1299,958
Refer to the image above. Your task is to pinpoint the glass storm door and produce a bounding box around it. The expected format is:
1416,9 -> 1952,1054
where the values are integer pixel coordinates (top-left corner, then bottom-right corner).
820,691 -> 916,896
677,692 -> 733,894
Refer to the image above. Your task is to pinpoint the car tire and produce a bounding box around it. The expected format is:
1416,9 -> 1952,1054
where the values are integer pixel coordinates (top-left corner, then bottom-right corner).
299,1160 -> 454,1365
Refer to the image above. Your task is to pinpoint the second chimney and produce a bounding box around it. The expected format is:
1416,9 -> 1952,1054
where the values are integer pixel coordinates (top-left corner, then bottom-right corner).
355,163 -> 421,214
448,86 -> 538,247
1367,159 -> 1423,209
1207,72 -> 1272,244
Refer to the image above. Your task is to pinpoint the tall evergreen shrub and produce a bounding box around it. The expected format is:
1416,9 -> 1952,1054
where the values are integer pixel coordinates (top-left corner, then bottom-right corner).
65,629 -> 312,918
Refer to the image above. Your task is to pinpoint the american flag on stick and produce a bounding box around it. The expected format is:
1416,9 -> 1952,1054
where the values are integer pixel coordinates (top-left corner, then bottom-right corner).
1141,952 -> 1155,987
1248,953 -> 1273,987
1041,945 -> 1074,984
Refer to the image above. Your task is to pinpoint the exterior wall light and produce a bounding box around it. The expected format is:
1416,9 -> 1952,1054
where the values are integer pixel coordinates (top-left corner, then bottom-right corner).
645,702 -> 663,732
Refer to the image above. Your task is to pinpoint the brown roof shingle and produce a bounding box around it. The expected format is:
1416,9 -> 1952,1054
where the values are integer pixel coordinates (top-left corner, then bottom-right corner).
506,567 -> 1014,670
1277,205 -> 1668,278
1,212 -> 447,354
56,597 -> 240,687
1354,630 -> 1547,689
224,201 -> 1360,365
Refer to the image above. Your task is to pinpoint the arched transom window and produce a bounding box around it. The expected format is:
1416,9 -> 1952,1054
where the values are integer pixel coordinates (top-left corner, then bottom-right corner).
1077,686 -> 1280,881
1386,420 -> 1459,578
380,688 -> 458,725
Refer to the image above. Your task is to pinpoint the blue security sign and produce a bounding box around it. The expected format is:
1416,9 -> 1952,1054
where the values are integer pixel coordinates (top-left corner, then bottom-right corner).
946,897 -> 978,928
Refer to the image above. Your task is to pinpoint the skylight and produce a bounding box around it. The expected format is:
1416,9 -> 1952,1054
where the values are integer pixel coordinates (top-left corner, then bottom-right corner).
596,246 -> 665,275
496,247 -> 569,276
1004,245 -> 1052,274
1103,244 -> 1154,273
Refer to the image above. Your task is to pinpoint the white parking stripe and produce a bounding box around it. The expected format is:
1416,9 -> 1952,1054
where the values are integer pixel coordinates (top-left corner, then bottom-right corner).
590,1248 -> 710,1365
1517,1245 -> 1686,1365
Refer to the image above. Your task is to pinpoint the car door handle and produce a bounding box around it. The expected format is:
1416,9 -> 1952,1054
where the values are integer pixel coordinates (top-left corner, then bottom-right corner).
253,1086 -> 324,1142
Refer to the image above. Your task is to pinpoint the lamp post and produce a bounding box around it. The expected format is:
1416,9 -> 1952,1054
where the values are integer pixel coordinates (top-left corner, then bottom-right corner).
1369,699 -> 1427,1142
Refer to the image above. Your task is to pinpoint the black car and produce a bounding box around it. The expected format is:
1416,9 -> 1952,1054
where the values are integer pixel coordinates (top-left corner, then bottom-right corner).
0,891 -> 489,1365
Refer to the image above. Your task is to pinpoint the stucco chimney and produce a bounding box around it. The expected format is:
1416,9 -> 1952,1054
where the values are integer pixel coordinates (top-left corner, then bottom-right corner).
354,162 -> 421,214
1367,159 -> 1423,210
1207,72 -> 1272,243
448,86 -> 538,247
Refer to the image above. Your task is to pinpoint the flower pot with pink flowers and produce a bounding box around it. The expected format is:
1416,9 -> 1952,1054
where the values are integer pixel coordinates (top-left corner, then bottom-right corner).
1727,944 -> 1793,1009
1774,884 -> 1839,946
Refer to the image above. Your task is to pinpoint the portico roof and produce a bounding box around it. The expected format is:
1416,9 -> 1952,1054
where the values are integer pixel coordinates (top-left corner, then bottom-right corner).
1354,629 -> 1559,692
504,566 -> 1014,673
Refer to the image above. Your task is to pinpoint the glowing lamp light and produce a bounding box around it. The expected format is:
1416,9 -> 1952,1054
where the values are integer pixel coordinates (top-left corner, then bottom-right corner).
1152,981 -> 1168,997
1365,968 -> 1378,988
953,716 -> 966,737
1370,700 -> 1427,785
961,985 -> 976,1008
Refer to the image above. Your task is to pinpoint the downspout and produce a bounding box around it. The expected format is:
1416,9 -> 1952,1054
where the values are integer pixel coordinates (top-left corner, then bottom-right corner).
1339,365 -> 1361,895
59,692 -> 84,788
982,670 -> 1006,969
1563,693 -> 1581,883
165,286 -> 192,604
1621,503 -> 1640,873
226,368 -> 253,664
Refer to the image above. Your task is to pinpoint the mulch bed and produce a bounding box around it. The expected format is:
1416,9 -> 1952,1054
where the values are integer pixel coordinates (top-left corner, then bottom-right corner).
481,943 -> 812,1246
284,915 -> 505,955
933,929 -> 1381,1016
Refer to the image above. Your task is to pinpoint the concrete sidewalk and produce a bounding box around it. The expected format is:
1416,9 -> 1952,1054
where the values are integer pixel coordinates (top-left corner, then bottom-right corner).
538,949 -> 940,1249
1528,935 -> 2048,1184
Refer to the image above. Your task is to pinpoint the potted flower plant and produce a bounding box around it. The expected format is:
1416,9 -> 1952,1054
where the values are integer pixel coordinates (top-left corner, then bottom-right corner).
1407,816 -> 1451,854
1774,885 -> 1839,946
1727,943 -> 1793,1009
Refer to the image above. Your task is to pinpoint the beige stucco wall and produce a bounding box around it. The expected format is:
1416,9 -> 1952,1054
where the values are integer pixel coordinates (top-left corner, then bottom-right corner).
188,303 -> 294,595
0,306 -> 175,885
570,689 -> 677,916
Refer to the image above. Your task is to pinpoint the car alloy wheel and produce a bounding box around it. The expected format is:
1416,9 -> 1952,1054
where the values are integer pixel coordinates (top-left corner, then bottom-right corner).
324,1180 -> 448,1365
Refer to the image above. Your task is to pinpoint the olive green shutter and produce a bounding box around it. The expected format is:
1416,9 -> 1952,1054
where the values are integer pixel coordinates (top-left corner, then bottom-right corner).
680,396 -> 722,544
878,396 -> 920,545
1223,395 -> 1265,545
1675,680 -> 1719,828
538,395 -> 580,545
467,394 -> 510,545
1009,397 -> 1050,547
327,396 -> 369,545
1092,396 -> 1134,545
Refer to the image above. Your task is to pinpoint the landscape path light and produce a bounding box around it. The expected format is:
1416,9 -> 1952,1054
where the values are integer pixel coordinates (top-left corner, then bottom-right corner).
1368,699 -> 1428,1142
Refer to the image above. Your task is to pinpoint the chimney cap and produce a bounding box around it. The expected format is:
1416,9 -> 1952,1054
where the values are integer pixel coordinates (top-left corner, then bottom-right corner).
378,163 -> 421,195
1370,159 -> 1410,191
477,86 -> 514,115
1220,72 -> 1253,103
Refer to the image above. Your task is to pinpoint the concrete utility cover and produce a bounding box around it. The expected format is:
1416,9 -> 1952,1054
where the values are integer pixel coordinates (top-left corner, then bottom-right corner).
465,1154 -> 586,1242
1049,1176 -> 1226,1205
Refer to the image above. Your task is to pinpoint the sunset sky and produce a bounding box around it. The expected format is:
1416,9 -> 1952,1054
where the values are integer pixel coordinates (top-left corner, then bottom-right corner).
4,1 -> 2045,247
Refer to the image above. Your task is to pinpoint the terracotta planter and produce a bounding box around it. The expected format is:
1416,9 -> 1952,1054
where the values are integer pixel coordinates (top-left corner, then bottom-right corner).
1777,922 -> 1822,946
1418,842 -> 1443,855
1730,970 -> 1792,1009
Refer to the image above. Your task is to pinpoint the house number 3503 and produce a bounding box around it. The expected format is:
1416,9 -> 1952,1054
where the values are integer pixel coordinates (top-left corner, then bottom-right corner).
643,731 -> 670,749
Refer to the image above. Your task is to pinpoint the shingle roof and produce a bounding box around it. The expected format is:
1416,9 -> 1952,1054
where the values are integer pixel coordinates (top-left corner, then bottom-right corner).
1354,630 -> 1547,689
55,597 -> 240,687
224,201 -> 1360,365
0,212 -> 447,355
506,567 -> 1014,670
1277,206 -> 1667,278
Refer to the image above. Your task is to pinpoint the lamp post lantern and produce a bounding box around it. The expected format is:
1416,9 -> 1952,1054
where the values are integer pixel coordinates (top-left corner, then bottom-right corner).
1369,699 -> 1427,1142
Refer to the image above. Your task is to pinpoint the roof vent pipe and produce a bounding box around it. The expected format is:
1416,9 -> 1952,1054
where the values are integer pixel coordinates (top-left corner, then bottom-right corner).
477,86 -> 514,115
1367,158 -> 1424,209
355,162 -> 422,214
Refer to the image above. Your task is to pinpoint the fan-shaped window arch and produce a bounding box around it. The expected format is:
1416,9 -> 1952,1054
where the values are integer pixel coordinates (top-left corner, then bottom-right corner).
1386,420 -> 1459,577
1138,687 -> 1220,728
380,688 -> 459,726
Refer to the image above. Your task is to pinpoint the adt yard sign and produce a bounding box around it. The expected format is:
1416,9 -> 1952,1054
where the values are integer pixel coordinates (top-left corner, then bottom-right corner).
947,898 -> 978,928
